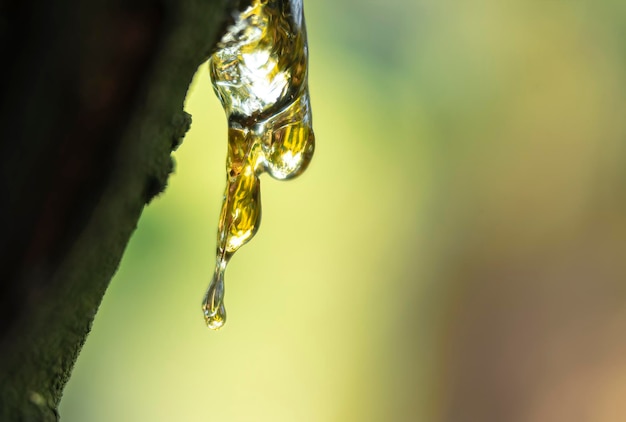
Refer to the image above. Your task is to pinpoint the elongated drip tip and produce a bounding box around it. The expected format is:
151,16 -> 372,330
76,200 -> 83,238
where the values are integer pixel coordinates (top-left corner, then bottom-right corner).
202,260 -> 227,330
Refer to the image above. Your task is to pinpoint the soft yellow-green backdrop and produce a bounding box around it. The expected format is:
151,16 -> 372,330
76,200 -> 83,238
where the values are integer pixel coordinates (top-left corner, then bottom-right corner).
61,1 -> 626,421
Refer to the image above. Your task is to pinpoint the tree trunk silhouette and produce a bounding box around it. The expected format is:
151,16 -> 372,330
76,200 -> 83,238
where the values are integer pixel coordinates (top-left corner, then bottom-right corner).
0,1 -> 244,419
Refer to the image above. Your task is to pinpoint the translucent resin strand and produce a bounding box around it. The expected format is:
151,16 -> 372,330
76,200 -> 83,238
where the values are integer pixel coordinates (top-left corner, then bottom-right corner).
202,0 -> 315,329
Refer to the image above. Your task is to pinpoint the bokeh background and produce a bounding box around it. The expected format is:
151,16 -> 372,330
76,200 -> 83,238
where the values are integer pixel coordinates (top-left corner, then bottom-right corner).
60,1 -> 626,421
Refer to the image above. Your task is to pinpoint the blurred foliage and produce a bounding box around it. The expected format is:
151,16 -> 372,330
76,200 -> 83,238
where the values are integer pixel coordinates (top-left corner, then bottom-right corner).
61,1 -> 626,421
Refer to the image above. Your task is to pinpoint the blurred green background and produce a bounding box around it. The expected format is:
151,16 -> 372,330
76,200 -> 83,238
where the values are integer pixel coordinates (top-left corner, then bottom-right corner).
61,1 -> 626,421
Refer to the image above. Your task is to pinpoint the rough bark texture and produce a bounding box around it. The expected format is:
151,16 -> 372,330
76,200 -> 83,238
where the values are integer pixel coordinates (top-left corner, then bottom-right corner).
0,1 -> 246,420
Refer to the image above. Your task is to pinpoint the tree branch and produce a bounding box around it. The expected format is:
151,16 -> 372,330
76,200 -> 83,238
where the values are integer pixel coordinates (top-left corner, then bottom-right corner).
0,0 -> 246,419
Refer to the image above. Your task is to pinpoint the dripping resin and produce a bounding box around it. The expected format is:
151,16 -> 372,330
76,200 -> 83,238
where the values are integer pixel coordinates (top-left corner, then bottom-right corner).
202,0 -> 315,329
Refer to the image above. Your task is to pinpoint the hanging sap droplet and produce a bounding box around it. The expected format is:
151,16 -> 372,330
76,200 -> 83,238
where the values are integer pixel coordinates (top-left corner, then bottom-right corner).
202,0 -> 315,329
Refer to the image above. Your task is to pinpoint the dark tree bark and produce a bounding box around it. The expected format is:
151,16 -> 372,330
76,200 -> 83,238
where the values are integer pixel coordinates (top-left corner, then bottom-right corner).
0,1 -> 245,419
